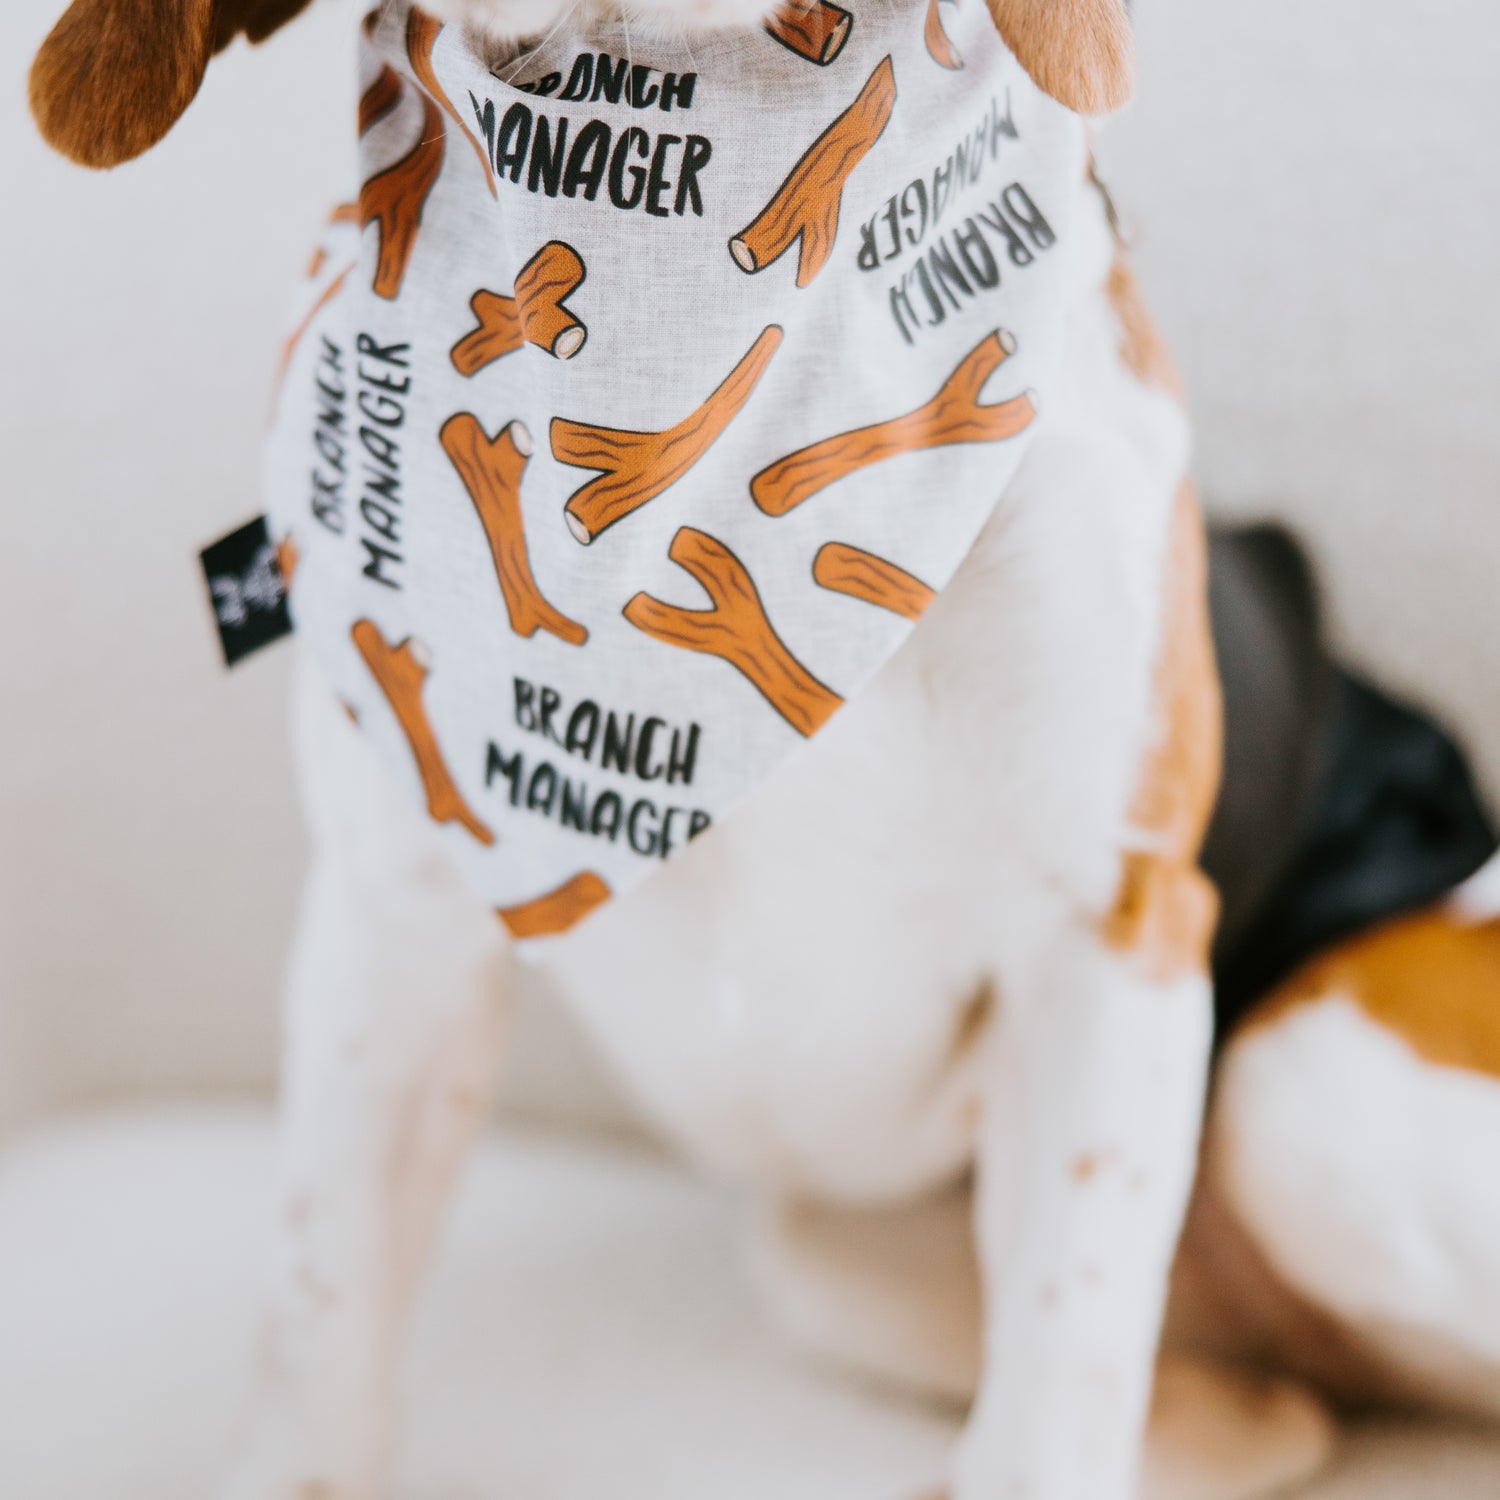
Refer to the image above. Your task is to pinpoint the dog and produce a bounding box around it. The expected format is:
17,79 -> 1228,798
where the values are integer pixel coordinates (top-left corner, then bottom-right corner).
27,0 -> 1500,1498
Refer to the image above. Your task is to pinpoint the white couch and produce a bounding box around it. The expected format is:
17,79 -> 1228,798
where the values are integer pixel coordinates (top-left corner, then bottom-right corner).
4,0 -> 1499,1494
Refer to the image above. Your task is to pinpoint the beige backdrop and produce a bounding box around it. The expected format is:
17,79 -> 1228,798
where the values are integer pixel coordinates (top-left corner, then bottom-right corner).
2,0 -> 1497,1120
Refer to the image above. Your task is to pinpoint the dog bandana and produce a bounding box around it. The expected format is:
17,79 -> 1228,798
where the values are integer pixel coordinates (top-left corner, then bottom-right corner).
266,0 -> 1087,944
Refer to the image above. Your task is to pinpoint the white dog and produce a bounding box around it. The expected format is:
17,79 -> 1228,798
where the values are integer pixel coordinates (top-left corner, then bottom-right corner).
29,1 -> 1500,1498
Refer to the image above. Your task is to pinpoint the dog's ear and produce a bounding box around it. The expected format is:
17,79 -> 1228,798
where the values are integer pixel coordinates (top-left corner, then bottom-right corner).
988,0 -> 1134,115
30,0 -> 315,169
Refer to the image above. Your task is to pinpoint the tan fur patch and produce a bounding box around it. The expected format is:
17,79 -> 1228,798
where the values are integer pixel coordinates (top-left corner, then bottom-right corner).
30,0 -> 314,169
1241,911 -> 1500,1080
986,0 -> 1134,116
1102,484 -> 1223,983
1107,256 -> 1184,397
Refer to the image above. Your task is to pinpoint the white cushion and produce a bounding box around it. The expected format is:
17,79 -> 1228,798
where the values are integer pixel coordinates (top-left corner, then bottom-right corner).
2,1107 -> 1499,1500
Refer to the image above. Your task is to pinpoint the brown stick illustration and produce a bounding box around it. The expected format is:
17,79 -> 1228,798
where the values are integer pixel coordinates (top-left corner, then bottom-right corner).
272,264 -> 354,398
451,241 -> 588,376
330,201 -> 361,225
763,0 -> 853,65
728,55 -> 896,288
351,620 -> 495,845
813,542 -> 935,620
924,0 -> 963,69
439,415 -> 589,647
752,330 -> 1035,516
624,527 -> 843,737
407,8 -> 498,198
497,872 -> 613,939
553,325 -> 783,545
360,92 -> 445,300
359,63 -> 404,135
275,532 -> 300,592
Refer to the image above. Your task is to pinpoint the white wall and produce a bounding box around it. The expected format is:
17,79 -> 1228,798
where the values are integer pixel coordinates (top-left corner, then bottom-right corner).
2,0 -> 1497,1113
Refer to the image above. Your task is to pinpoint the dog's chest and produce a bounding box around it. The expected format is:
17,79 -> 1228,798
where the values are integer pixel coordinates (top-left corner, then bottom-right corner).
535,309 -> 1192,1193
268,0 -> 1093,944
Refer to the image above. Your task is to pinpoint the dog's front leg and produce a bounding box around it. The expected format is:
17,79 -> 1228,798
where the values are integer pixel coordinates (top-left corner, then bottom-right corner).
951,898 -> 1214,1500
223,666 -> 515,1500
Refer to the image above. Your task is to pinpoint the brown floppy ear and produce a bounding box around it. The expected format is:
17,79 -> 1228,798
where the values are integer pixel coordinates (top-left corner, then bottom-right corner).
988,0 -> 1135,116
30,0 -> 315,170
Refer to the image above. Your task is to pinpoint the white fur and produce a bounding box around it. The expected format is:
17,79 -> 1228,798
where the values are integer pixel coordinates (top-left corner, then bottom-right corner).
215,3 -> 1329,1489
1447,850 -> 1500,925
222,155 -> 1249,1500
1213,996 -> 1500,1421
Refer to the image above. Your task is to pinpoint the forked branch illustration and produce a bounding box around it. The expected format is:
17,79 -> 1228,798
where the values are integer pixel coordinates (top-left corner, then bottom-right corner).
351,620 -> 495,845
752,330 -> 1035,516
624,527 -> 843,738
552,325 -> 783,545
358,63 -> 403,135
440,415 -> 589,646
360,92 -> 445,299
728,55 -> 896,287
407,8 -> 498,195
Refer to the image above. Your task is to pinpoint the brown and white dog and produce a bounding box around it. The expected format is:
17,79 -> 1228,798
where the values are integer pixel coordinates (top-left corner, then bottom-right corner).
27,2 -> 1500,1499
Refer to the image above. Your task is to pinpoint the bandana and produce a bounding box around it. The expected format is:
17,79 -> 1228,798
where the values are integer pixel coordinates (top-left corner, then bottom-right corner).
266,0 -> 1087,944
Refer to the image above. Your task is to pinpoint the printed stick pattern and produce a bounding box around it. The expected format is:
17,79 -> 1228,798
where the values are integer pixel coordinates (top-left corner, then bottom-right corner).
553,325 -> 783,545
924,0 -> 963,69
625,528 -> 843,737
498,872 -> 613,939
275,533 -> 300,592
439,415 -> 589,646
360,92 -> 445,299
752,330 -> 1034,516
763,0 -> 854,65
359,64 -> 403,135
407,8 -> 498,197
351,620 -> 495,845
272,265 -> 354,397
451,242 -> 587,375
813,542 -> 935,620
729,56 -> 896,288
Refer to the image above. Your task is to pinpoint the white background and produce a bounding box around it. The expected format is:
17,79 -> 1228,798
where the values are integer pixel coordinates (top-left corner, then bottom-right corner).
2,0 -> 1497,1119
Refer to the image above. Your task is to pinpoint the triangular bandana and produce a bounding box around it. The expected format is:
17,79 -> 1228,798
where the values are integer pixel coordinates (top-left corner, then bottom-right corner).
266,0 -> 1086,945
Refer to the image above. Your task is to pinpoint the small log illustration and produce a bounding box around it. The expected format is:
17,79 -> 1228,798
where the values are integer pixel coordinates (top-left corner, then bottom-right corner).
359,63 -> 404,135
497,872 -> 613,939
728,55 -> 896,288
763,0 -> 853,65
553,325 -> 783,545
360,91 -> 445,299
813,542 -> 935,620
752,330 -> 1035,516
624,527 -> 843,738
451,241 -> 588,375
924,0 -> 963,69
351,620 -> 495,845
439,415 -> 589,646
407,8 -> 498,197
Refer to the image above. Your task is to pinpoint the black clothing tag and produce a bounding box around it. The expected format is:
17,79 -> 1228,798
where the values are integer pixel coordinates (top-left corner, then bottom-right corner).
200,515 -> 294,667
